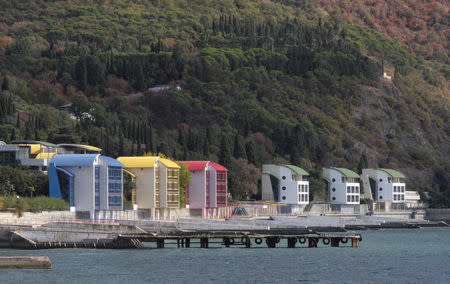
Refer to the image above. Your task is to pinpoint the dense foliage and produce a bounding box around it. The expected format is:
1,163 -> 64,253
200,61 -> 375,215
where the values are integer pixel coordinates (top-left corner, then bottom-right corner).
0,0 -> 448,206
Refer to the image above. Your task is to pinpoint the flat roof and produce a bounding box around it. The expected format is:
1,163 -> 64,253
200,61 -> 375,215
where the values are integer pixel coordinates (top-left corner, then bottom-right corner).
282,164 -> 309,176
331,167 -> 360,178
378,168 -> 406,178
117,156 -> 158,168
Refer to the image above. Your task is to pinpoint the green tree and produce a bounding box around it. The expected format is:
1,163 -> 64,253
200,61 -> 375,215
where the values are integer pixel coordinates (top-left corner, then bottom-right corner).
219,135 -> 232,170
245,140 -> 259,167
357,152 -> 368,173
233,134 -> 247,159
229,158 -> 261,200
177,162 -> 192,208
77,55 -> 88,91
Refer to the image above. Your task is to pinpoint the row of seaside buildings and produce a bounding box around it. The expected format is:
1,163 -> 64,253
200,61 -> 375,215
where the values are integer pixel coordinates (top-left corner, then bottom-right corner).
0,140 -> 421,218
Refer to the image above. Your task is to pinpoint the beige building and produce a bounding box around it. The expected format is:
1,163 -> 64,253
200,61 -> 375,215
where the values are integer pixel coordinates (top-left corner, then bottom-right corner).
117,156 -> 180,210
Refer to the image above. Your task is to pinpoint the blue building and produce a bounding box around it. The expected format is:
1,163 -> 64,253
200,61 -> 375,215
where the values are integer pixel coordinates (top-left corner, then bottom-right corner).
49,154 -> 124,218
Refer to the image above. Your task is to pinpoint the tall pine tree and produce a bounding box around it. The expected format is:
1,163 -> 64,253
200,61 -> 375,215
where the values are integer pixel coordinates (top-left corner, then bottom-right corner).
219,135 -> 232,169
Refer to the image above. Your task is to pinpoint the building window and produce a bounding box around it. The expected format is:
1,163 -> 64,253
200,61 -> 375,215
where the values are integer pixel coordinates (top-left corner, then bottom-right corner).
401,195 -> 404,201
217,171 -> 226,182
282,176 -> 286,180
332,188 -> 336,192
282,186 -> 286,190
379,187 -> 383,191
108,196 -> 121,207
282,196 -> 286,200
332,197 -> 336,201
332,178 -> 335,182
379,179 -> 383,182
347,195 -> 350,202
380,196 -> 383,200
95,166 -> 100,207
356,196 -> 359,202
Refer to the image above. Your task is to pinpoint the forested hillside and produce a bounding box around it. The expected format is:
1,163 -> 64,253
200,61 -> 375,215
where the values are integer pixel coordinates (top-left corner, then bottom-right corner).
0,0 -> 448,205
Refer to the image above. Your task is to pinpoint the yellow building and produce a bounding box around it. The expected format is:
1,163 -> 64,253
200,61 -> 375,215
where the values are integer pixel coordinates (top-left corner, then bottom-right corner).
117,156 -> 180,210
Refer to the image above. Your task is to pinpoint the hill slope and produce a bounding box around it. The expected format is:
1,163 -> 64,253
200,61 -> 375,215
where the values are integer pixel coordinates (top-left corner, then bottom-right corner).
0,0 -> 448,205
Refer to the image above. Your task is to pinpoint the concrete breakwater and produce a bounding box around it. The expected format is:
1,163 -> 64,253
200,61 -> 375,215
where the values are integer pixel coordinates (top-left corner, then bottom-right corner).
0,216 -> 448,249
0,256 -> 52,269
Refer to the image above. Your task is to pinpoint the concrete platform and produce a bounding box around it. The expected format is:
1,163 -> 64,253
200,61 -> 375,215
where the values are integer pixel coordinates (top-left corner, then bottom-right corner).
0,256 -> 51,269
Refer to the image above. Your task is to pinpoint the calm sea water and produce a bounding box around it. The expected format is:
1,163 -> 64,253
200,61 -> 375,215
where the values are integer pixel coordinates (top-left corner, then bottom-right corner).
1,227 -> 449,283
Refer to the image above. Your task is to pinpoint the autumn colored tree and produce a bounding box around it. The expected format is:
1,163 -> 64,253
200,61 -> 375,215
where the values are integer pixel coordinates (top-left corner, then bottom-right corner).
229,158 -> 261,200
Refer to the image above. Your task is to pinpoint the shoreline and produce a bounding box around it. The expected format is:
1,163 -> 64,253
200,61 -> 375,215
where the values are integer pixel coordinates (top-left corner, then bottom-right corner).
0,214 -> 448,249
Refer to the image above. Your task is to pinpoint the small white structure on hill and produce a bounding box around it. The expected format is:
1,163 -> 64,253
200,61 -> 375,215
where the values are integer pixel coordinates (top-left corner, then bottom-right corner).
323,167 -> 360,204
262,164 -> 309,205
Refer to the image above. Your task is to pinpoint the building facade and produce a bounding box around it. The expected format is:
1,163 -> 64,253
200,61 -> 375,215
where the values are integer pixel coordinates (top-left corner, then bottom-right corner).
49,154 -> 124,218
117,156 -> 180,210
0,140 -> 57,170
323,167 -> 360,204
262,164 -> 309,205
179,161 -> 228,210
361,168 -> 406,204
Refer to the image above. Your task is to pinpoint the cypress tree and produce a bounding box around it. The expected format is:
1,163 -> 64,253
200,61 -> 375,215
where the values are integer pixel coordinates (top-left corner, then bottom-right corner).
357,152 -> 368,173
2,76 -> 9,91
10,127 -> 16,142
118,131 -> 125,156
77,55 -> 88,92
233,134 -> 247,159
202,137 -> 209,157
148,126 -> 154,153
135,62 -> 145,92
218,135 -> 232,169
245,140 -> 258,167
291,147 -> 301,166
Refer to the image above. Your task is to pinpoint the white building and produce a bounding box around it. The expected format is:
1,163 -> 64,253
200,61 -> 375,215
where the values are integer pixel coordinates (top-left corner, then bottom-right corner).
262,164 -> 309,205
361,168 -> 406,204
49,154 -> 124,219
323,167 -> 360,204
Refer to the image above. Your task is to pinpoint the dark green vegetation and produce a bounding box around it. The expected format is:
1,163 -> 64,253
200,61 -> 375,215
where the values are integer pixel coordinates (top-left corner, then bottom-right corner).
0,196 -> 69,212
0,1 -> 448,206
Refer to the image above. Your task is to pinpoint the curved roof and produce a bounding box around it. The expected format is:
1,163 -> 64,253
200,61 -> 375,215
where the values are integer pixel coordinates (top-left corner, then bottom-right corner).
100,156 -> 124,168
117,156 -> 158,168
178,161 -> 209,171
282,164 -> 308,176
331,167 -> 359,178
378,168 -> 405,178
158,158 -> 180,169
57,144 -> 102,152
50,154 -> 99,167
209,162 -> 228,172
11,140 -> 57,147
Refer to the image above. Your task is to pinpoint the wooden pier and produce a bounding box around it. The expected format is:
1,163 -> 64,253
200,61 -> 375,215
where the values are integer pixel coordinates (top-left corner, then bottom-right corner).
116,232 -> 363,249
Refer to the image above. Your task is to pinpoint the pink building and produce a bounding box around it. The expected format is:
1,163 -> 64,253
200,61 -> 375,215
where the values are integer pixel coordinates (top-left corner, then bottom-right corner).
179,161 -> 228,215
